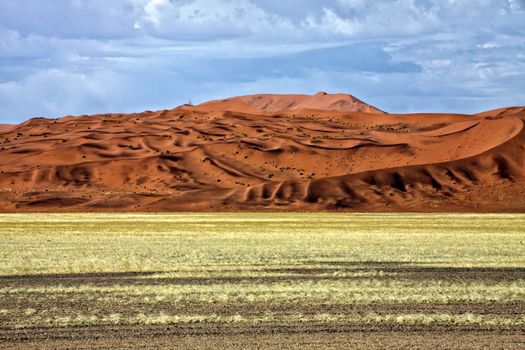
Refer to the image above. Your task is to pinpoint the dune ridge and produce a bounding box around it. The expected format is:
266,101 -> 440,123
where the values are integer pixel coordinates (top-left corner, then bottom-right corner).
0,94 -> 524,212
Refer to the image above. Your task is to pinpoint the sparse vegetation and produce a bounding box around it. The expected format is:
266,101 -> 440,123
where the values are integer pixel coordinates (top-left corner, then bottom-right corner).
0,213 -> 523,337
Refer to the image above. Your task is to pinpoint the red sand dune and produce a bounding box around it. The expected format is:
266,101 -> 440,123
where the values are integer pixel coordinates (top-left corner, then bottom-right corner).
0,93 -> 524,212
198,92 -> 386,114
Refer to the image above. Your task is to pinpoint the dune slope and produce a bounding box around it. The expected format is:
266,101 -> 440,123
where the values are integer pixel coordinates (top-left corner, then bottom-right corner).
0,94 -> 524,212
0,124 -> 15,133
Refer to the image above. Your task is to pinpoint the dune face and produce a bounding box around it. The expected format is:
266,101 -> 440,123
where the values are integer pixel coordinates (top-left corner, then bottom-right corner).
0,124 -> 15,133
0,93 -> 524,212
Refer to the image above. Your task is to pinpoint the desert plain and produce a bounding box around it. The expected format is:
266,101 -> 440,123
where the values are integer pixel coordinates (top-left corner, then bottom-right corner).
0,93 -> 524,349
0,213 -> 524,349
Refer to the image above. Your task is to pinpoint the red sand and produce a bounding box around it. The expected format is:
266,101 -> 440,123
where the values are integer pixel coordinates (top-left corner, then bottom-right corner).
0,124 -> 15,133
0,93 -> 524,212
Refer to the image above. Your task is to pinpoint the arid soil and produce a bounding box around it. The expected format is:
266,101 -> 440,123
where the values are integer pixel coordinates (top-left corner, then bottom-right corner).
2,329 -> 524,350
1,264 -> 523,349
1,93 -> 525,211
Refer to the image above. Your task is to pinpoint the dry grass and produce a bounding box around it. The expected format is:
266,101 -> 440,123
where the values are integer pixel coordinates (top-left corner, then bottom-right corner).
0,213 -> 524,275
2,279 -> 523,304
6,312 -> 524,329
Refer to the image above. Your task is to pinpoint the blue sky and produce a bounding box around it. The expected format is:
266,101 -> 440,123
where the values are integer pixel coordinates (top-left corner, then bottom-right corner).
0,0 -> 524,123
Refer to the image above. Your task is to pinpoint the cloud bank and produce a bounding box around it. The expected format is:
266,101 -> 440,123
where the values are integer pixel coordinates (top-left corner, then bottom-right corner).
0,0 -> 524,122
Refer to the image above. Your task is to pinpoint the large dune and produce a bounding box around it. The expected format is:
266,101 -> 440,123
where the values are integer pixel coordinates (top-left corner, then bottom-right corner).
0,93 -> 524,212
198,92 -> 386,114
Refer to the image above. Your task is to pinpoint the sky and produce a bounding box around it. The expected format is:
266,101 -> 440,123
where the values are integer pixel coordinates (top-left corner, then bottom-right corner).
0,0 -> 524,123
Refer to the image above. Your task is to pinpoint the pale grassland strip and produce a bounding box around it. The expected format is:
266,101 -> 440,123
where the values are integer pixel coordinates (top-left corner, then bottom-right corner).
4,312 -> 524,329
1,279 -> 523,304
0,213 -> 524,275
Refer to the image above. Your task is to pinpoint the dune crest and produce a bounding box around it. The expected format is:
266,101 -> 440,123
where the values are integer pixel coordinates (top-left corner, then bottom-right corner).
0,95 -> 524,212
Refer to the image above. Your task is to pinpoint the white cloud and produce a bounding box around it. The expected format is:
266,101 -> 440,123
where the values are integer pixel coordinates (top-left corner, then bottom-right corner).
338,0 -> 366,9
478,42 -> 500,49
306,8 -> 359,36
508,0 -> 523,12
138,0 -> 170,27
0,69 -> 120,118
134,0 -> 297,40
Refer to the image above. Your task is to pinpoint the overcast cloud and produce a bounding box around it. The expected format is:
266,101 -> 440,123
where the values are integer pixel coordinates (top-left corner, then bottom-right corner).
0,0 -> 524,122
